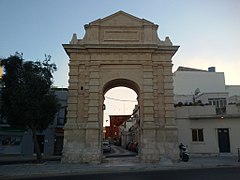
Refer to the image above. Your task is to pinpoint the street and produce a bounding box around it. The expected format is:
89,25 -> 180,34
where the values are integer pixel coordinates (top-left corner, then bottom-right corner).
103,144 -> 137,158
13,167 -> 240,180
1,145 -> 239,179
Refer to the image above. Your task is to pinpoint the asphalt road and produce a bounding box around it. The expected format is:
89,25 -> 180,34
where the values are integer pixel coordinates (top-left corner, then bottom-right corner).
104,144 -> 137,157
11,167 -> 240,180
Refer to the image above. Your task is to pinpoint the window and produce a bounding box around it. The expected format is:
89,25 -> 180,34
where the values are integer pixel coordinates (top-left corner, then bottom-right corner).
208,98 -> 227,115
0,136 -> 22,146
57,107 -> 67,126
192,129 -> 204,142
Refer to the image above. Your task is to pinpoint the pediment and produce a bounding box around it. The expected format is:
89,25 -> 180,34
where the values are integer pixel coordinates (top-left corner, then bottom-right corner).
74,11 -> 173,46
89,11 -> 154,27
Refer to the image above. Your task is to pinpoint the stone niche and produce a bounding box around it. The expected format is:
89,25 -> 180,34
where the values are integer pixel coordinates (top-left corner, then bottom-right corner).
62,11 -> 179,164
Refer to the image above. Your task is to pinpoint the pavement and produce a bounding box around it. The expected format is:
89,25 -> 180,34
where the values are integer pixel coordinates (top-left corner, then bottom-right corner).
0,153 -> 239,179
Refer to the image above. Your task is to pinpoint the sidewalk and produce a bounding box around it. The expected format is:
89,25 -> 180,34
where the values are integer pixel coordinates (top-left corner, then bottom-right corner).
0,154 -> 61,165
0,154 -> 239,179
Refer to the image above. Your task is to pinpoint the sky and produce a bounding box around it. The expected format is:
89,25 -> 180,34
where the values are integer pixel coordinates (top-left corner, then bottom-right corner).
1,0 -> 240,124
103,87 -> 137,126
0,0 -> 239,87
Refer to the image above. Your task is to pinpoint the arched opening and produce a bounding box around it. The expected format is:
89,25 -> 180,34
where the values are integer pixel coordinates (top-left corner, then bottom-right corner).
62,11 -> 179,164
102,79 -> 140,158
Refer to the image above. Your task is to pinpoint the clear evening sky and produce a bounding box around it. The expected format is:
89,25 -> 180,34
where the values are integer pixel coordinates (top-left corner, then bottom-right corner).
0,0 -> 239,88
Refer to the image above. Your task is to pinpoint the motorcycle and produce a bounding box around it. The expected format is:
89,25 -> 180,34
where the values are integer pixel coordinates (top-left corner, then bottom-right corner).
179,143 -> 189,162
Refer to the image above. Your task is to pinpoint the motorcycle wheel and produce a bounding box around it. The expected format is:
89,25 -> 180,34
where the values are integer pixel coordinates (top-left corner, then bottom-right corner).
182,154 -> 189,162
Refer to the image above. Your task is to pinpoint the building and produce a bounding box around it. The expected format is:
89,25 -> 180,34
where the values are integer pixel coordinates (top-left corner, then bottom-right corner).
174,66 -> 240,155
104,115 -> 131,145
119,105 -> 140,148
0,88 -> 67,156
176,104 -> 240,155
226,85 -> 240,104
173,66 -> 226,104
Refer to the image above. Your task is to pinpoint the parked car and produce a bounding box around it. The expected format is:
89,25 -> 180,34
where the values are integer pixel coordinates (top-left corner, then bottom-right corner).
102,140 -> 111,152
126,141 -> 138,153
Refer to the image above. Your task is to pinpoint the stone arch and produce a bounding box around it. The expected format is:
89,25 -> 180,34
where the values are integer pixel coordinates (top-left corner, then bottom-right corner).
103,78 -> 140,96
102,79 -> 140,155
62,11 -> 179,164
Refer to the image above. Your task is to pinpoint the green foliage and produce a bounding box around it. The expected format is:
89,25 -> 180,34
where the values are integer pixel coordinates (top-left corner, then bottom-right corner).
1,53 -> 60,130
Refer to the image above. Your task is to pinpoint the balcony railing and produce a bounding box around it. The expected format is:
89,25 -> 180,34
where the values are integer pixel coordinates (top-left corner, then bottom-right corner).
216,107 -> 226,115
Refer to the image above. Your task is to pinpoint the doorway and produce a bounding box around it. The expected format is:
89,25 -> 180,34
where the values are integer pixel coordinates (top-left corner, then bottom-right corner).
218,128 -> 230,153
34,135 -> 45,154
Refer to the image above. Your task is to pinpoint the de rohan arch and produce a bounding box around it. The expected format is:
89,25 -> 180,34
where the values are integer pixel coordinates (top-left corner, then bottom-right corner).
62,11 -> 179,163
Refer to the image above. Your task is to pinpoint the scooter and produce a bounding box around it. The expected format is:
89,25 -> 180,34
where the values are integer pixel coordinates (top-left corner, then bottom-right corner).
179,143 -> 189,162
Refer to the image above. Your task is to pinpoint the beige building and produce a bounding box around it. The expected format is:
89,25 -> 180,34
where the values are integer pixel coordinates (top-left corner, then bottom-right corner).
62,11 -> 179,163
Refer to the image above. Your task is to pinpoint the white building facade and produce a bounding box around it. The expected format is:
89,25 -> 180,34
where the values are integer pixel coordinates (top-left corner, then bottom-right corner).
174,66 -> 240,155
176,105 -> 240,155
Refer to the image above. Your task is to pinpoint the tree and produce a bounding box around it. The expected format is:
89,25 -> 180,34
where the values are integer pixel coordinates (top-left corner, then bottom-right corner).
0,53 -> 60,163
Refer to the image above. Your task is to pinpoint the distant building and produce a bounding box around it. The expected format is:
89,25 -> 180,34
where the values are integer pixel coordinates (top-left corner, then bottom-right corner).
104,115 -> 131,144
226,85 -> 240,104
173,66 -> 240,114
0,88 -> 67,155
118,105 -> 140,148
173,66 -> 226,103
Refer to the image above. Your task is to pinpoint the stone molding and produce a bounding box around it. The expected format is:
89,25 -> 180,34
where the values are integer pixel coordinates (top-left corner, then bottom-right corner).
62,11 -> 179,164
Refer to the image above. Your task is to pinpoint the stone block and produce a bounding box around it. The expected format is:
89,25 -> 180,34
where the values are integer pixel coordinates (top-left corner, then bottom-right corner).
68,75 -> 79,83
90,72 -> 100,78
88,106 -> 99,114
165,96 -> 174,103
164,89 -> 173,95
143,85 -> 154,92
68,67 -> 79,76
68,83 -> 78,90
164,75 -> 173,83
143,106 -> 154,114
68,98 -> 77,105
143,72 -> 153,78
89,85 -> 99,92
89,78 -> 100,86
63,11 -> 179,164
165,104 -> 174,111
66,103 -> 77,112
67,112 -> 77,118
164,82 -> 174,90
143,78 -> 153,86
88,99 -> 99,106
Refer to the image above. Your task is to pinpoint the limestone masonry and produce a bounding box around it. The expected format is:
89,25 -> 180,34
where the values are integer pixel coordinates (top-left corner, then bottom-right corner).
62,11 -> 179,163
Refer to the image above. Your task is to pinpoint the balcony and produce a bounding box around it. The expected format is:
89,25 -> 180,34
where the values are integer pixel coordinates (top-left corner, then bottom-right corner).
176,104 -> 240,120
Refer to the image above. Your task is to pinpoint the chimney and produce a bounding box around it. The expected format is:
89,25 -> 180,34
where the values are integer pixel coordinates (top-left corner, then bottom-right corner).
208,66 -> 216,72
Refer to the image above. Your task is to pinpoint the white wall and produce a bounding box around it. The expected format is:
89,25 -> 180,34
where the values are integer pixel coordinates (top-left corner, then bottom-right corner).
195,92 -> 229,104
225,85 -> 240,96
173,71 -> 226,95
176,105 -> 240,155
176,105 -> 216,117
226,104 -> 240,114
177,118 -> 240,154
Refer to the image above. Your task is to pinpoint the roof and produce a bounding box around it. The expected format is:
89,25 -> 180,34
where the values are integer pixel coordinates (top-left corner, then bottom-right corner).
88,10 -> 155,27
176,66 -> 207,72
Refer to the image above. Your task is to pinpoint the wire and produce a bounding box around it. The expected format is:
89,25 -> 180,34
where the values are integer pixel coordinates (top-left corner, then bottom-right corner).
105,96 -> 137,102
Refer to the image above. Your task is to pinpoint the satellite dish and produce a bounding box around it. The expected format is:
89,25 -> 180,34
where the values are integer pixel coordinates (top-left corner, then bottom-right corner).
194,88 -> 200,95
